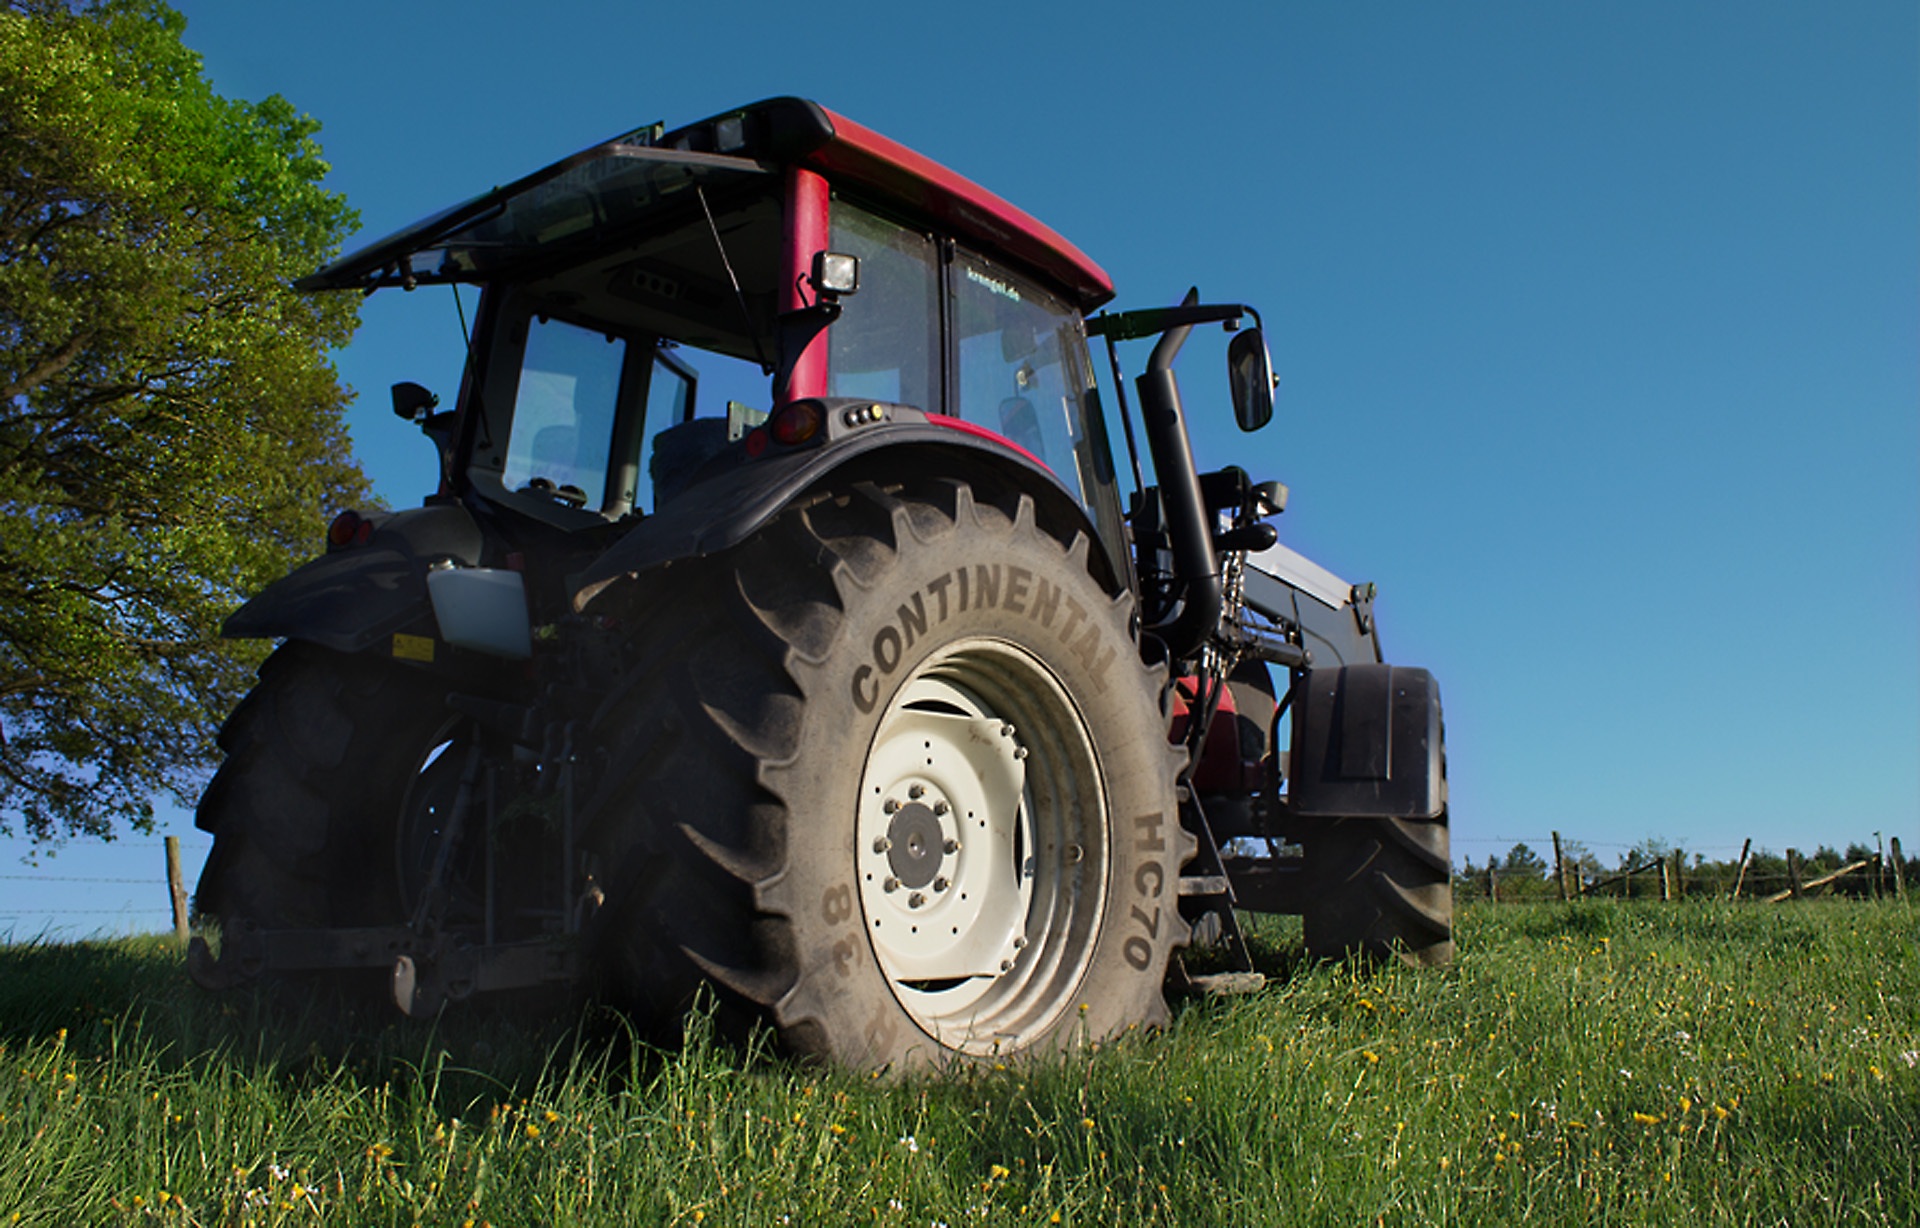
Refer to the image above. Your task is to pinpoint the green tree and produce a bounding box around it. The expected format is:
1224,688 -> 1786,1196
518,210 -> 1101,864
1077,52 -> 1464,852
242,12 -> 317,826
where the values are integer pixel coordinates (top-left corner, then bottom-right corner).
0,0 -> 365,842
1499,843 -> 1549,881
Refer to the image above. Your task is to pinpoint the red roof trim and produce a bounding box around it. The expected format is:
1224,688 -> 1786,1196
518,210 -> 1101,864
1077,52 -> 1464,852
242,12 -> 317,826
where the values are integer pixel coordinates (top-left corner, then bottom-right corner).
807,108 -> 1114,311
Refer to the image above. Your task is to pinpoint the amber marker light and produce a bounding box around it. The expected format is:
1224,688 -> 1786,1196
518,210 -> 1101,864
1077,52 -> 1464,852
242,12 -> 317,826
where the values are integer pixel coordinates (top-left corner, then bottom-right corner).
770,398 -> 825,446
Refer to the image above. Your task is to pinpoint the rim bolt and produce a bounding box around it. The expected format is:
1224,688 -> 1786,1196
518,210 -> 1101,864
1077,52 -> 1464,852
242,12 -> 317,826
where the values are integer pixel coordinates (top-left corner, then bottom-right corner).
1000,724 -> 1015,738
883,798 -> 901,814
1064,843 -> 1083,864
932,800 -> 950,816
1013,935 -> 1027,949
1013,746 -> 1029,760
908,891 -> 925,909
873,836 -> 892,853
933,876 -> 949,893
1000,959 -> 1013,972
908,783 -> 926,800
943,838 -> 959,854
883,877 -> 899,893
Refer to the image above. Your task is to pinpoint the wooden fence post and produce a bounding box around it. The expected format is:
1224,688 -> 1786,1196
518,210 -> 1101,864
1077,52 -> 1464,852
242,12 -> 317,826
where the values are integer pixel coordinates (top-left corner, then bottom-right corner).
1671,851 -> 1685,900
1731,838 -> 1752,900
1486,861 -> 1499,903
1787,848 -> 1803,900
164,836 -> 190,950
1891,837 -> 1907,900
1552,831 -> 1569,901
1660,856 -> 1672,902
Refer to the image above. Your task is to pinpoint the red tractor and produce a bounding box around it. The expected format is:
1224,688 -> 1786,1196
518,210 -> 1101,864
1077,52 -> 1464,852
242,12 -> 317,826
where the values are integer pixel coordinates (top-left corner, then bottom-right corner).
191,98 -> 1449,1069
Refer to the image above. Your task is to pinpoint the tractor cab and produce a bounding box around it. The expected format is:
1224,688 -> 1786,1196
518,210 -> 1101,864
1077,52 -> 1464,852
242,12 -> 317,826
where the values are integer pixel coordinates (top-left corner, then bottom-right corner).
303,99 -> 1129,572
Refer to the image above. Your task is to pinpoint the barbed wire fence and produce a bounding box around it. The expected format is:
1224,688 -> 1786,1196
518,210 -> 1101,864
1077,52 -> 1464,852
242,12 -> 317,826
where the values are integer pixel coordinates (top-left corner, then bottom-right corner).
1456,830 -> 1911,903
0,837 -> 210,934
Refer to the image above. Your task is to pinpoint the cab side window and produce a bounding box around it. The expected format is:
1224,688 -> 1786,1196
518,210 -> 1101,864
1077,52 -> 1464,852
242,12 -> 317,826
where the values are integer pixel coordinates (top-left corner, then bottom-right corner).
950,253 -> 1092,505
828,204 -> 940,414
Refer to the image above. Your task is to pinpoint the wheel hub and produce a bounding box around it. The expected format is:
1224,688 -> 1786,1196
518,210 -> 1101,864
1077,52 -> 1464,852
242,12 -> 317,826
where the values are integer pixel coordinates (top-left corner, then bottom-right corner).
884,803 -> 945,890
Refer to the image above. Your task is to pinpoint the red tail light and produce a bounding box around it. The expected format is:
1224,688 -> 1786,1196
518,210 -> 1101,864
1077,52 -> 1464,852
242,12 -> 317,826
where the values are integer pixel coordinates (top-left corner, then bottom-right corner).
327,510 -> 373,549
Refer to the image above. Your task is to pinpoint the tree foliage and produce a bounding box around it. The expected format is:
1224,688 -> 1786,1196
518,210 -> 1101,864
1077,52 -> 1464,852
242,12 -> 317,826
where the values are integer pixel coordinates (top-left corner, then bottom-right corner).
0,0 -> 365,841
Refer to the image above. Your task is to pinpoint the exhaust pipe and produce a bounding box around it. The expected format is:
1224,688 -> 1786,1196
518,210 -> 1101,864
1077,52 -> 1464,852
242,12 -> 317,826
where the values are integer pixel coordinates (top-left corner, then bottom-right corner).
1134,289 -> 1221,661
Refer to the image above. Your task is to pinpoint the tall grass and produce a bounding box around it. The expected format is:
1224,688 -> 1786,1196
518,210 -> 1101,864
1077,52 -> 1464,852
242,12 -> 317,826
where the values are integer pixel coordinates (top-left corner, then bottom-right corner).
2,899 -> 1914,1225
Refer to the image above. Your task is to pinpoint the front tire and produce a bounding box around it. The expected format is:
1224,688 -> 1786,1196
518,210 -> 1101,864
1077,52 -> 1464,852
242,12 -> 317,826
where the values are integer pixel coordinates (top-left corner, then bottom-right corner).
1301,814 -> 1453,966
585,478 -> 1188,1069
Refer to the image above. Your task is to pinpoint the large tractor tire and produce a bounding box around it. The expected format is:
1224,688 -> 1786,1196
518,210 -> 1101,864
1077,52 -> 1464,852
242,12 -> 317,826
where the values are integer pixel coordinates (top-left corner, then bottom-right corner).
195,643 -> 460,932
1301,814 -> 1453,967
584,478 -> 1189,1070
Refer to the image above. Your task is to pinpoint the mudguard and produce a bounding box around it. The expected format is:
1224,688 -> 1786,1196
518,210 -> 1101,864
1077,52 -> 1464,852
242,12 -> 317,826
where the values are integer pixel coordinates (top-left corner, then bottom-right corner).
222,503 -> 485,654
570,421 -> 1098,609
1288,664 -> 1445,820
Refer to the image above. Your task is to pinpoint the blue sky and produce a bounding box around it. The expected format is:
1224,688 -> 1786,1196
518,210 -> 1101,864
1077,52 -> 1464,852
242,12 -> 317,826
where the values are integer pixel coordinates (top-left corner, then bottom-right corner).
4,0 -> 1915,937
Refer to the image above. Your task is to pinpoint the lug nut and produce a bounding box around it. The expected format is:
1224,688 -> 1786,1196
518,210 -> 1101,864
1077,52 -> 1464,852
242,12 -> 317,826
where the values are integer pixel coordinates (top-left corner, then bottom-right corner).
1000,724 -> 1015,738
873,836 -> 892,853
943,838 -> 959,854
1013,746 -> 1029,760
933,876 -> 949,893
932,800 -> 950,816
1013,935 -> 1027,950
908,783 -> 925,799
883,877 -> 899,893
908,891 -> 925,909
884,798 -> 901,814
1064,843 -> 1083,864
999,959 -> 1013,972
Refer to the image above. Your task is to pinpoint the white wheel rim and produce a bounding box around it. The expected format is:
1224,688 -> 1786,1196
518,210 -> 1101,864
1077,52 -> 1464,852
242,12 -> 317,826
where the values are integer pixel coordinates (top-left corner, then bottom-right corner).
855,638 -> 1109,1053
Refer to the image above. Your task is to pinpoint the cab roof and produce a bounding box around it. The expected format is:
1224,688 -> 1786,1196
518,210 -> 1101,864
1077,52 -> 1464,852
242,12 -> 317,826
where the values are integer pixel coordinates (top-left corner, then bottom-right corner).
298,97 -> 1114,311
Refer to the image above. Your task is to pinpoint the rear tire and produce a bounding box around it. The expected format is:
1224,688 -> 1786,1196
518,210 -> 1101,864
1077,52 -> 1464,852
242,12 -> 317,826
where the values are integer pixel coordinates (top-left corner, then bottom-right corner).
195,644 -> 454,932
1301,814 -> 1453,966
584,478 -> 1189,1069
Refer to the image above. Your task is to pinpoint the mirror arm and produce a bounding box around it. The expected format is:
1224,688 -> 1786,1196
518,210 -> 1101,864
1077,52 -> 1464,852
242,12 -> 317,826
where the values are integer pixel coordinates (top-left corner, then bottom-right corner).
1088,302 -> 1258,343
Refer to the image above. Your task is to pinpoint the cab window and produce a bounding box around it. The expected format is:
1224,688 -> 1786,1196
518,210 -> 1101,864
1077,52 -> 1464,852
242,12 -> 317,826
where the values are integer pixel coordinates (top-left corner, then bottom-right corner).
501,315 -> 629,511
950,252 -> 1098,506
828,203 -> 940,414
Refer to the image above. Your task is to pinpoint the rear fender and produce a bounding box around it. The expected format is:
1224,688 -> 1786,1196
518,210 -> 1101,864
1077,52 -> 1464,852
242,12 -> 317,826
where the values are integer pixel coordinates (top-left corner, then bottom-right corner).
572,418 -> 1103,608
223,503 -> 485,655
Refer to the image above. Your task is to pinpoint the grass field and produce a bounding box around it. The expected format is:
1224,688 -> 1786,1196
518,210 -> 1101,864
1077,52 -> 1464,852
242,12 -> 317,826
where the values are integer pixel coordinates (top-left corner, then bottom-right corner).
2,898 -> 1914,1226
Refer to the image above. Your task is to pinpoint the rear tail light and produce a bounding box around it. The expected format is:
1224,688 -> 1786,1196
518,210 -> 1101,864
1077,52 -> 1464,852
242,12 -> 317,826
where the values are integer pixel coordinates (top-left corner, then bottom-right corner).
327,510 -> 373,549
769,399 -> 825,446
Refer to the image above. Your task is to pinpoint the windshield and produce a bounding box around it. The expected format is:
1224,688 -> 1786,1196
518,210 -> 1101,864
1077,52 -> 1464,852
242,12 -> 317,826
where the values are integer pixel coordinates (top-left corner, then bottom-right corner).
501,316 -> 628,509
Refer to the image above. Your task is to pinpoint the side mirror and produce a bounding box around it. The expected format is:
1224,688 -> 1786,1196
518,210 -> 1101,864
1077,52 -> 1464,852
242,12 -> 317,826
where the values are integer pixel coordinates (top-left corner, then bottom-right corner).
1227,328 -> 1275,432
392,381 -> 439,423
